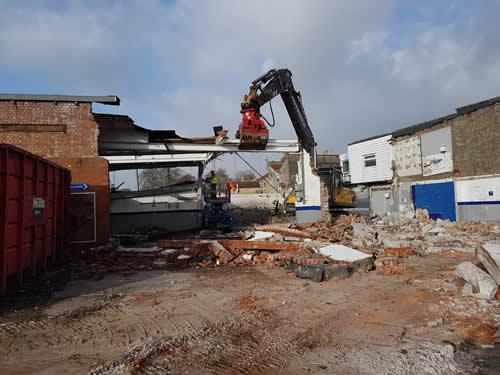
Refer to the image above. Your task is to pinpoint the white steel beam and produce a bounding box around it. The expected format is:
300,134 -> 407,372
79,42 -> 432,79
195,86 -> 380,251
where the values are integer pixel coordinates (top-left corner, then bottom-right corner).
104,153 -> 211,164
104,153 -> 212,171
100,139 -> 300,154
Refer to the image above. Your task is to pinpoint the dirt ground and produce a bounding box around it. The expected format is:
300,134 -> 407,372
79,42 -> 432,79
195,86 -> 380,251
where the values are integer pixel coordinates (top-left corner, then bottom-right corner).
0,256 -> 498,374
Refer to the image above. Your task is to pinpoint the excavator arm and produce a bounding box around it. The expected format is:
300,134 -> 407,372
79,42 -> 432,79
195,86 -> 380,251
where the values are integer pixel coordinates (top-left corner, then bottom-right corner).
237,69 -> 316,156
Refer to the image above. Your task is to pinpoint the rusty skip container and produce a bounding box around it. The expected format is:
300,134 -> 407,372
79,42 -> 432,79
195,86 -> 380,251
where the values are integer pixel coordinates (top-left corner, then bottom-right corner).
0,144 -> 70,294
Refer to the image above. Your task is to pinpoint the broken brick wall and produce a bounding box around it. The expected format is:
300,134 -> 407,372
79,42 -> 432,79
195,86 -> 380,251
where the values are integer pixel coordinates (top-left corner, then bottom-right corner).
320,178 -> 332,222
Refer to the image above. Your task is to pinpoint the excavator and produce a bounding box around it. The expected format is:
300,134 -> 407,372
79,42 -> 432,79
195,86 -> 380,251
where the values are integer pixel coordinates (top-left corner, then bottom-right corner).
235,68 -> 356,211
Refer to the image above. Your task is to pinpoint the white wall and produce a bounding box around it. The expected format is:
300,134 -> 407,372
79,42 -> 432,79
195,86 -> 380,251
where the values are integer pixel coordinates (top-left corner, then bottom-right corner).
340,152 -> 350,182
348,135 -> 392,184
456,176 -> 500,203
393,135 -> 422,177
421,126 -> 453,176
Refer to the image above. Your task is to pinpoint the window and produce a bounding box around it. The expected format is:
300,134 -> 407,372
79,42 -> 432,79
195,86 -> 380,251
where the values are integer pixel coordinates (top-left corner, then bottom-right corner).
364,154 -> 376,168
342,160 -> 349,172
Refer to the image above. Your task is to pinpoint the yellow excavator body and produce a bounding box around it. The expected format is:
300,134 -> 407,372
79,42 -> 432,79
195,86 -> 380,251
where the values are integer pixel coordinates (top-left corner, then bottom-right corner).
333,187 -> 356,207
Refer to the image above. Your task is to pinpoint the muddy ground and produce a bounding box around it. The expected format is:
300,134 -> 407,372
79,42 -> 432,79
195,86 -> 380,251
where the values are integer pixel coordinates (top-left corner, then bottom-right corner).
0,256 -> 498,374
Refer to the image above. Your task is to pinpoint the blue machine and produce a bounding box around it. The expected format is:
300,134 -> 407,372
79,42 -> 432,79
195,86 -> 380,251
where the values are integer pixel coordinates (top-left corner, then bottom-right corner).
202,186 -> 233,231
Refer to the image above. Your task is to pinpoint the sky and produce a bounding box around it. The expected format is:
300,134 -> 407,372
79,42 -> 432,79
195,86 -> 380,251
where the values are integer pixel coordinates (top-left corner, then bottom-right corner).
2,0 -> 500,187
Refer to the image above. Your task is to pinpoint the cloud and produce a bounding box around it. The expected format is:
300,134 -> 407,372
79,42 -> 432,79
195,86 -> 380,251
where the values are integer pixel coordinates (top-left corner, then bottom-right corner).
2,0 -> 500,159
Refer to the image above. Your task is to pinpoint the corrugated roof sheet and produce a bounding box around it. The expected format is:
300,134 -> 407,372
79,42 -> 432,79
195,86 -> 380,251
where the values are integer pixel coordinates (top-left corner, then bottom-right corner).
0,94 -> 120,105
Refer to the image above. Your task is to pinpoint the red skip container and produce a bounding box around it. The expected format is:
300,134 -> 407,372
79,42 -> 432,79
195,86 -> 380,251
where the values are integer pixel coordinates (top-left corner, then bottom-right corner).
0,144 -> 71,294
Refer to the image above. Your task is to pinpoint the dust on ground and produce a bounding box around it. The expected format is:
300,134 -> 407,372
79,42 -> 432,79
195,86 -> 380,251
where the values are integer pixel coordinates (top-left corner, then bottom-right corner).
1,255 -> 498,375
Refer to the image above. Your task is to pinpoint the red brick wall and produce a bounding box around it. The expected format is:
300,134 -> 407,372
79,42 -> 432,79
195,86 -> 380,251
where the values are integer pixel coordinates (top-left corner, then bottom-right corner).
53,157 -> 110,245
0,101 -> 98,158
0,100 -> 110,245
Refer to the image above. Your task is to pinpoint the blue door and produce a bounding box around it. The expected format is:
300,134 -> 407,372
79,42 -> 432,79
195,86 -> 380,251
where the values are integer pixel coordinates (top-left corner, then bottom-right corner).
412,182 -> 456,221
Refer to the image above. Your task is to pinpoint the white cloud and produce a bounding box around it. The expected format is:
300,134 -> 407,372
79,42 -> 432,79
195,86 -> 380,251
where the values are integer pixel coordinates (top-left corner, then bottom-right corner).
2,0 -> 500,158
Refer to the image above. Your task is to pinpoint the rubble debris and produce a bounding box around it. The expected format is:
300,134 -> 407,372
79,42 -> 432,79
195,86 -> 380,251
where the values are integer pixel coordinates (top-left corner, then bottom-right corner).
463,323 -> 497,346
456,262 -> 498,300
416,208 -> 430,221
251,231 -> 275,241
254,225 -> 314,238
75,214 -> 499,285
208,242 -> 234,264
319,244 -> 374,273
476,243 -> 500,285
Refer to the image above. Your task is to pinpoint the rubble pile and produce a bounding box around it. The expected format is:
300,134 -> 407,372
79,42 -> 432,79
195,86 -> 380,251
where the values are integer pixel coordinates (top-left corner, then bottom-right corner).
157,238 -> 373,280
75,214 -> 500,286
71,246 -> 170,279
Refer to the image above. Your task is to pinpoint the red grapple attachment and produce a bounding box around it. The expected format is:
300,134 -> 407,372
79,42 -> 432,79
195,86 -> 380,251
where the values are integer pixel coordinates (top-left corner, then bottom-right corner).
236,109 -> 269,150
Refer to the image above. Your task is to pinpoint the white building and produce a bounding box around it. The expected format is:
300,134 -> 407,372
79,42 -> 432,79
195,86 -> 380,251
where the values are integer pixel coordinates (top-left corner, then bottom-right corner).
347,134 -> 393,185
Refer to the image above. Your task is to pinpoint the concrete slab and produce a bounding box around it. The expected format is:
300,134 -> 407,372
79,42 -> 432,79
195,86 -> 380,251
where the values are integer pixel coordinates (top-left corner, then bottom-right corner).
477,243 -> 500,285
319,245 -> 372,262
323,264 -> 349,280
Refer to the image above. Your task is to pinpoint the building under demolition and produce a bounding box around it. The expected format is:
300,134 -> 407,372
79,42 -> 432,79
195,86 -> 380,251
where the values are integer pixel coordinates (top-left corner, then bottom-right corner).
342,95 -> 500,222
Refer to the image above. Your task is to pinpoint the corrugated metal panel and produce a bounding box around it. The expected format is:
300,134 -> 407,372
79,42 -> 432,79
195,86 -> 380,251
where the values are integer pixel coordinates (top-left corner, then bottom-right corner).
348,135 -> 392,184
0,144 -> 70,294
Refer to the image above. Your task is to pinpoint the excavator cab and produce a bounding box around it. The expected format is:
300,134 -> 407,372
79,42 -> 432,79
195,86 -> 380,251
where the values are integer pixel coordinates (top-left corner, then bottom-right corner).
318,167 -> 356,210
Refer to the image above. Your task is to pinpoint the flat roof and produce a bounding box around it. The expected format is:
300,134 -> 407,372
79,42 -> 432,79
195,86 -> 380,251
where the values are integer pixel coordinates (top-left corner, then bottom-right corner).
0,94 -> 120,105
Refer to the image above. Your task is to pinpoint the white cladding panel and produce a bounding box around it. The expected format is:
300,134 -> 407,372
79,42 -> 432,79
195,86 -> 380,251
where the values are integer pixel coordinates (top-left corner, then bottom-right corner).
348,135 -> 393,184
393,136 -> 422,177
296,151 -> 321,207
456,176 -> 500,203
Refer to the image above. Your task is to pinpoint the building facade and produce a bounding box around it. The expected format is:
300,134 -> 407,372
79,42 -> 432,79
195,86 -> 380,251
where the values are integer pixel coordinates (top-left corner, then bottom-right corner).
345,95 -> 500,221
0,94 -> 120,244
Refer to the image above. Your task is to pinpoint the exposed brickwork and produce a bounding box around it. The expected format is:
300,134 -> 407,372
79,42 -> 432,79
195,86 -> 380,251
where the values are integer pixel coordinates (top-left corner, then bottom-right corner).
320,179 -> 332,223
452,104 -> 500,177
0,100 -> 109,245
392,103 -> 500,182
0,101 -> 98,158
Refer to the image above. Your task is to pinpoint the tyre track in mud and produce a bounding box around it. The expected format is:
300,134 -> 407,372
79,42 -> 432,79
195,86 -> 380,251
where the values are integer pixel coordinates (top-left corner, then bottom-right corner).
91,304 -> 352,375
0,294 -> 212,363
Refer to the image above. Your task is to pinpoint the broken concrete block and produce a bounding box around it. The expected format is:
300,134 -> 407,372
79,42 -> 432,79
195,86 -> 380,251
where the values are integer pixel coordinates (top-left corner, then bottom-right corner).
381,238 -> 411,248
348,257 -> 374,273
476,243 -> 500,285
319,244 -> 374,273
293,264 -> 324,282
456,262 -> 498,300
323,264 -> 349,280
